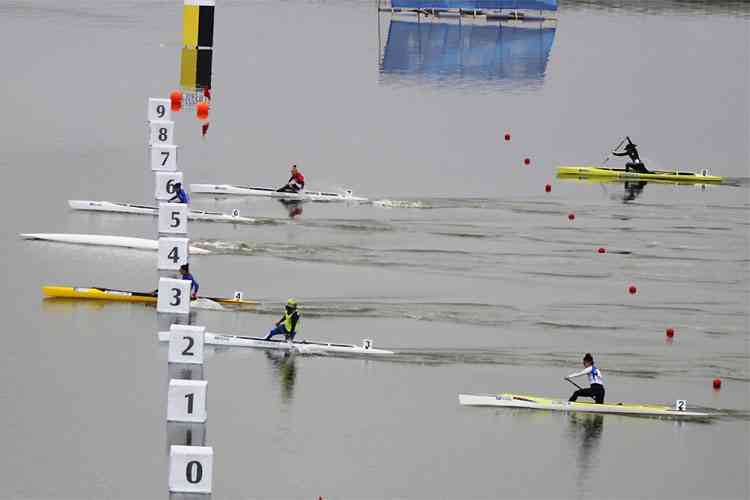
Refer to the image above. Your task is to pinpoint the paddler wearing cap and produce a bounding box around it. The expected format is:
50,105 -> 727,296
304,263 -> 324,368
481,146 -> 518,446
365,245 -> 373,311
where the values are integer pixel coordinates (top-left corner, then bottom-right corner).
264,299 -> 301,341
169,182 -> 190,204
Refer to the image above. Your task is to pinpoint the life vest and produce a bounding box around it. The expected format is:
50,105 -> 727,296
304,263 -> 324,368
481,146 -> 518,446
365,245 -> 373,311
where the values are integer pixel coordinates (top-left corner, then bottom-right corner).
283,310 -> 299,332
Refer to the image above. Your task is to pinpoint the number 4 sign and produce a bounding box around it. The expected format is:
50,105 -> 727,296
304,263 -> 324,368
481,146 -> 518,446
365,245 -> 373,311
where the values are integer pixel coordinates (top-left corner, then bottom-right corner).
158,237 -> 189,270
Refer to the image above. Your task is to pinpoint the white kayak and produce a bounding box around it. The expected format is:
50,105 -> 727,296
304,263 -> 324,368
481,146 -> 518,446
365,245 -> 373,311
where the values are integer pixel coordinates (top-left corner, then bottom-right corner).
21,233 -> 211,255
458,393 -> 713,419
157,331 -> 394,356
69,200 -> 256,223
189,184 -> 369,202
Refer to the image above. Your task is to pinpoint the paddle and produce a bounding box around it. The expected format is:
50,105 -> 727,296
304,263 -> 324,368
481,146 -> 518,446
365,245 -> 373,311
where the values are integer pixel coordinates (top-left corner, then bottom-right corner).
602,137 -> 627,165
565,377 -> 582,390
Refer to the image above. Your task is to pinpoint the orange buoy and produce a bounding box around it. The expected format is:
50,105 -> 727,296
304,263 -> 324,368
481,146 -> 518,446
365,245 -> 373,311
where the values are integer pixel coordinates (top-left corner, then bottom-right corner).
568,213 -> 575,221
712,378 -> 721,389
504,133 -> 511,141
666,327 -> 674,338
169,90 -> 182,104
523,158 -> 531,166
196,101 -> 209,119
171,100 -> 182,113
597,247 -> 606,254
628,284 -> 637,294
545,184 -> 551,193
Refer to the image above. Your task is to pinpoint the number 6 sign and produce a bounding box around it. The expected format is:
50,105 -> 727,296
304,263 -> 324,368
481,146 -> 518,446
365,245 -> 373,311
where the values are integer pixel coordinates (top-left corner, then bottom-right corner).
155,171 -> 183,201
157,277 -> 191,315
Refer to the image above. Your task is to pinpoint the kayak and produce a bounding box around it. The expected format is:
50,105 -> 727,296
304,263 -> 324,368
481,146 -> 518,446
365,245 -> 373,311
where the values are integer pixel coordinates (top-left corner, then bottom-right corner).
556,166 -> 722,183
189,184 -> 369,202
21,233 -> 211,254
157,331 -> 395,356
458,393 -> 713,419
42,285 -> 257,307
68,200 -> 256,223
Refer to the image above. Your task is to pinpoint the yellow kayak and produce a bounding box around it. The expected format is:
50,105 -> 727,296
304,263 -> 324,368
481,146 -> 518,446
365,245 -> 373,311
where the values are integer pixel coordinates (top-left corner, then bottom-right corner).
557,165 -> 722,183
42,285 -> 257,307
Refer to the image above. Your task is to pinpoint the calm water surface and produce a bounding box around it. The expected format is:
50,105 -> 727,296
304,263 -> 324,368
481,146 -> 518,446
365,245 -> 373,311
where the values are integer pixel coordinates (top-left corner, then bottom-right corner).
0,1 -> 748,499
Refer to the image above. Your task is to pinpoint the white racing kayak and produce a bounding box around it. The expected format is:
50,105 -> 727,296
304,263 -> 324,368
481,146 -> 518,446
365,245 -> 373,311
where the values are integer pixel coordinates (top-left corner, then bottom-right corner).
21,233 -> 211,254
157,331 -> 394,356
69,200 -> 256,223
458,393 -> 714,419
189,184 -> 369,202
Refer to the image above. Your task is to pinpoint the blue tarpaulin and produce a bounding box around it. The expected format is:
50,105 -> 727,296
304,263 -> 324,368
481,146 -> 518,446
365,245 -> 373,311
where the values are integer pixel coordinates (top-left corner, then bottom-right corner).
390,0 -> 558,11
381,20 -> 556,89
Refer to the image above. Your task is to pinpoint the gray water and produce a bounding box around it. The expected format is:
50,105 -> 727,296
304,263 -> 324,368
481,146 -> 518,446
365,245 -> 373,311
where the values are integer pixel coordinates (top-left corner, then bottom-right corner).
1,1 -> 749,499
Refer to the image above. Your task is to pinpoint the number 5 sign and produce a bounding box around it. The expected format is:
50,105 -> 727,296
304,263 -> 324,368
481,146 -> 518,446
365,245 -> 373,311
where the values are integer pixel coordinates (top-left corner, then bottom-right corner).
157,277 -> 191,315
158,203 -> 188,235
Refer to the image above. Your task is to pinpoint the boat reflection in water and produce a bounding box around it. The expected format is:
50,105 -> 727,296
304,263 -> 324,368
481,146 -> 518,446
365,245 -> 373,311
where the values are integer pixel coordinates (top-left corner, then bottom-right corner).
265,350 -> 298,403
557,174 -> 715,204
380,15 -> 556,90
567,413 -> 604,497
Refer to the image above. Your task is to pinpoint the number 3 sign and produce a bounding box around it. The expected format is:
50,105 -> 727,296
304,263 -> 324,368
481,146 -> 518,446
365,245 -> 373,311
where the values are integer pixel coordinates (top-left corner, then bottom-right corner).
157,277 -> 191,315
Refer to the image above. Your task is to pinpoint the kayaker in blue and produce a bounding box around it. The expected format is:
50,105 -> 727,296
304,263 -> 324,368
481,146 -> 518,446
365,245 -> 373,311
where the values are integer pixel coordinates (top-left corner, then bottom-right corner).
566,353 -> 605,404
612,137 -> 651,174
169,182 -> 190,204
179,264 -> 199,300
265,299 -> 301,341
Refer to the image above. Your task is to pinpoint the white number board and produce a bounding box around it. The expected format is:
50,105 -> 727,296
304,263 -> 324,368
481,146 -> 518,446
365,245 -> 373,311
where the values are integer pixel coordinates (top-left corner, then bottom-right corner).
150,144 -> 177,171
167,379 -> 208,423
169,445 -> 213,494
157,278 -> 191,315
154,171 -> 183,201
148,98 -> 171,122
168,324 -> 205,364
149,120 -> 175,146
158,203 -> 188,235
158,237 -> 189,270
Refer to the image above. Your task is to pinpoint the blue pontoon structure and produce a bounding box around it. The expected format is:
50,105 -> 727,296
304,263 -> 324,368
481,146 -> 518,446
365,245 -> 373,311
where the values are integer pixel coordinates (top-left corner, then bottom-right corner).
380,17 -> 556,90
379,0 -> 558,21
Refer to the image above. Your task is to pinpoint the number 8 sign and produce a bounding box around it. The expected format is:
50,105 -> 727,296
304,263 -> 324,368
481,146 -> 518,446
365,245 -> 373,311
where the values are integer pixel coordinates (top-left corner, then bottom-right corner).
157,277 -> 191,314
149,120 -> 175,145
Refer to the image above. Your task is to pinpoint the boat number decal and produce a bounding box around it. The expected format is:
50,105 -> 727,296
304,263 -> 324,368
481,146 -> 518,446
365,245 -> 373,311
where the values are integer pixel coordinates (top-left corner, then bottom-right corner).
166,179 -> 177,194
155,104 -> 166,119
186,460 -> 203,484
160,151 -> 170,166
185,393 -> 194,414
168,246 -> 180,263
232,208 -> 240,217
676,400 -> 687,411
181,336 -> 195,356
363,339 -> 371,349
170,211 -> 181,228
170,287 -> 182,306
233,291 -> 243,300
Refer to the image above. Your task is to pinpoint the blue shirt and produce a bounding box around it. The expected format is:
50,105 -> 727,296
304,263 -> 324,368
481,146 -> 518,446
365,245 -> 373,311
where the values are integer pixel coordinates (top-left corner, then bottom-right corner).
171,188 -> 190,204
182,273 -> 199,295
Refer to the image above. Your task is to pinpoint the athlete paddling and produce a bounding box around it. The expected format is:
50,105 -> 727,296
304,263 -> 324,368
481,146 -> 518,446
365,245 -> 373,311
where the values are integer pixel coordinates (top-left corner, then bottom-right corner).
566,353 -> 605,404
265,299 -> 301,341
612,137 -> 650,174
179,264 -> 199,300
277,165 -> 305,193
169,182 -> 190,204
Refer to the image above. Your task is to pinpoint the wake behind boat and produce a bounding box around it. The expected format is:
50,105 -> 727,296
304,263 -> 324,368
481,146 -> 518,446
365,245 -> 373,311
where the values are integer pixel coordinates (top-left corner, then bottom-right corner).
556,166 -> 722,183
189,184 -> 369,202
42,285 -> 257,308
21,233 -> 211,254
458,393 -> 714,420
157,331 -> 394,356
69,200 -> 256,223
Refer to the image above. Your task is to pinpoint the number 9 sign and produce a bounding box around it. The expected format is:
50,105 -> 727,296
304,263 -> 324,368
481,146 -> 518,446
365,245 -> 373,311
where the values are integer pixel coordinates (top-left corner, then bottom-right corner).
157,277 -> 191,315
147,98 -> 171,122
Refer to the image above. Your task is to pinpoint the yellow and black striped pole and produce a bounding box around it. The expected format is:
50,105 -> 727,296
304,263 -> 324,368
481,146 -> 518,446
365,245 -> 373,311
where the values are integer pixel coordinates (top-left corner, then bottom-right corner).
183,0 -> 215,49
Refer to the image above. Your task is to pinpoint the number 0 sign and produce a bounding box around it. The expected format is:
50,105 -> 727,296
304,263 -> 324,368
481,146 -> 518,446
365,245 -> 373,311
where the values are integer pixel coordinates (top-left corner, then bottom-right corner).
169,445 -> 213,493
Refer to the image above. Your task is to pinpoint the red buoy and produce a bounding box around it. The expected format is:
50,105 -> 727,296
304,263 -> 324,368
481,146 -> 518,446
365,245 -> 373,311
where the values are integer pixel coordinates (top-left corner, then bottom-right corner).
170,100 -> 182,113
169,90 -> 182,104
628,284 -> 637,294
597,247 -> 606,254
666,327 -> 675,338
523,158 -> 531,166
713,378 -> 722,389
545,184 -> 551,193
568,213 -> 575,221
504,133 -> 511,141
203,87 -> 212,100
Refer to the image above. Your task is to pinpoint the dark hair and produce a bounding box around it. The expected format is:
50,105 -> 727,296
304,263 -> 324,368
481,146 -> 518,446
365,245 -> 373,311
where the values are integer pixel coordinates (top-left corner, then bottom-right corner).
583,353 -> 594,363
180,264 -> 189,272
